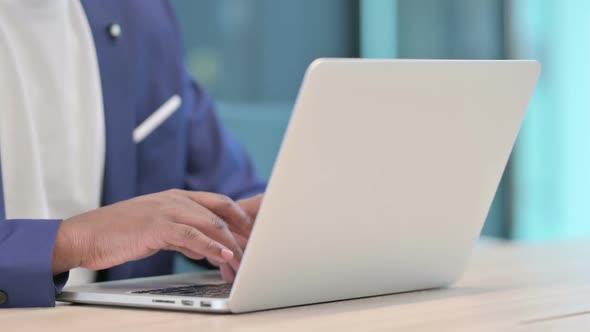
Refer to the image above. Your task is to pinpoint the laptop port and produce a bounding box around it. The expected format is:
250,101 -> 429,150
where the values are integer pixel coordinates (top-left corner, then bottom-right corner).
200,301 -> 212,308
181,300 -> 194,306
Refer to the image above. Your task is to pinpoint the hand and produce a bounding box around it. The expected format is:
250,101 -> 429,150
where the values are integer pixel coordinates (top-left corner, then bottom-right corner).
52,190 -> 253,283
216,194 -> 264,282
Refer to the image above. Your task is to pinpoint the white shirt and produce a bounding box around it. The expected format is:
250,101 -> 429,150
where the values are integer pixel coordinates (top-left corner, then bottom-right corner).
0,0 -> 104,285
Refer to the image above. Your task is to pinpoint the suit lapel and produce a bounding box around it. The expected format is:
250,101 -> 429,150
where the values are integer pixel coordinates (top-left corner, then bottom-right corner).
82,1 -> 137,205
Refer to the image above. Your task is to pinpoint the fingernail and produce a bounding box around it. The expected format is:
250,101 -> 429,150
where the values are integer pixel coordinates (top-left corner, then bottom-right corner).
221,248 -> 234,261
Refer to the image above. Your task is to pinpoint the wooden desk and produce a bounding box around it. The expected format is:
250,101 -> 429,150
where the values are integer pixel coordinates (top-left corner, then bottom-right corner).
3,240 -> 590,331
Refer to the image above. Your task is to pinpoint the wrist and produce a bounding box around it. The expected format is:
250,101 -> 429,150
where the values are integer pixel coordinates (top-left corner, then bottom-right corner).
52,218 -> 83,275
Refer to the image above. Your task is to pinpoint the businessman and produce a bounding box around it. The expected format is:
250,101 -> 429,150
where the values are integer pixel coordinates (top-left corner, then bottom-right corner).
0,1 -> 265,308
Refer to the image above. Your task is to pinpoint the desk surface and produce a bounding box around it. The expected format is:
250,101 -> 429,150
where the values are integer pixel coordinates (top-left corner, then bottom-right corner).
3,240 -> 590,332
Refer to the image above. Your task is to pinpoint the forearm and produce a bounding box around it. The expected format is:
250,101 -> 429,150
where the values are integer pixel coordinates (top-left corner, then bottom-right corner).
1,189 -> 259,309
52,218 -> 84,275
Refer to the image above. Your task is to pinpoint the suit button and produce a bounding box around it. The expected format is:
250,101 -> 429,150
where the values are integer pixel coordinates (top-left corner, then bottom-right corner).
0,290 -> 8,305
108,23 -> 122,40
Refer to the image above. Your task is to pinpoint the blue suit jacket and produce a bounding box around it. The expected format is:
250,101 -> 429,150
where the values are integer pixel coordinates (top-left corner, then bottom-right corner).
0,1 -> 265,308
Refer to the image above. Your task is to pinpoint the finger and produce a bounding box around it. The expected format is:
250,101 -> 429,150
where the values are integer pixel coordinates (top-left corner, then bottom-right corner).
208,249 -> 240,274
166,245 -> 205,261
238,194 -> 264,220
233,232 -> 248,250
169,197 -> 245,263
208,259 -> 240,276
207,257 -> 220,267
162,223 -> 234,263
183,191 -> 253,238
226,252 -> 240,273
220,264 -> 236,283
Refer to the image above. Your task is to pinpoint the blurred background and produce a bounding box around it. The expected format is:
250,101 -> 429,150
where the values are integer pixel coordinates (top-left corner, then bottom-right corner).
171,0 -> 590,242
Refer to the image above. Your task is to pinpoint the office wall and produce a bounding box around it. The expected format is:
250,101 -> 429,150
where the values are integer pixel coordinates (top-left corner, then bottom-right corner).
508,0 -> 590,240
173,0 -> 358,179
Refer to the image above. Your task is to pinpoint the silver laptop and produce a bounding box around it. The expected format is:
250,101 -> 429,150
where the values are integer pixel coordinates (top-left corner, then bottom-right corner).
58,59 -> 540,313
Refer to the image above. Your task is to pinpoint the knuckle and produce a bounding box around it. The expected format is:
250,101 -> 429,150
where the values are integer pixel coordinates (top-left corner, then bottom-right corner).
165,188 -> 183,198
181,226 -> 199,242
206,239 -> 216,252
169,188 -> 183,195
239,210 -> 251,224
216,195 -> 234,209
209,216 -> 228,231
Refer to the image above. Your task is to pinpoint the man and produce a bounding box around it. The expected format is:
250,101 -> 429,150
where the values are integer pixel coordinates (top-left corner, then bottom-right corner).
0,0 -> 265,308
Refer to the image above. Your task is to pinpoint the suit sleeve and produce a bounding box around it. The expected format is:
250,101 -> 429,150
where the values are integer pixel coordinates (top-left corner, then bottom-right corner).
0,219 -> 69,308
182,73 -> 266,200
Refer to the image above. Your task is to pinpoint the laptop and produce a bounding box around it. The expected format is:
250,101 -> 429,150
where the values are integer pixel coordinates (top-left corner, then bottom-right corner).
57,59 -> 541,313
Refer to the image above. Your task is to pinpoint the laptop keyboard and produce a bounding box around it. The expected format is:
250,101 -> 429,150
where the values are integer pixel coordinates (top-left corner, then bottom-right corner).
131,283 -> 232,298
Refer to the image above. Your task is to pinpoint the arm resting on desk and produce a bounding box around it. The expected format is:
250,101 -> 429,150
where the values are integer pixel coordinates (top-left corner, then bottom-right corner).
0,219 -> 69,308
